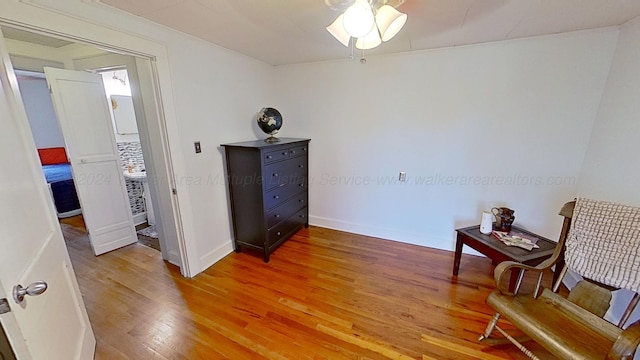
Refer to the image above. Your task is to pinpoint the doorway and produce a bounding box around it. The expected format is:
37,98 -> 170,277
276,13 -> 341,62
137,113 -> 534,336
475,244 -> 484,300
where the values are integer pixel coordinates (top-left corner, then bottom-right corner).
0,322 -> 17,360
100,67 -> 160,251
1,25 -> 182,265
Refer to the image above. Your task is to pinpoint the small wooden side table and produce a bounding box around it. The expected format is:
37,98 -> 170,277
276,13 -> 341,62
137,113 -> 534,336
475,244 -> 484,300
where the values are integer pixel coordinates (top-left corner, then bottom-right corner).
453,225 -> 561,291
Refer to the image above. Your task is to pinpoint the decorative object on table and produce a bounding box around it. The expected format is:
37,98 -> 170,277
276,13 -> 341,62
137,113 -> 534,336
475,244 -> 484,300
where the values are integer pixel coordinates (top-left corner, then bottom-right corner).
492,207 -> 515,232
256,107 -> 283,143
491,230 -> 539,251
480,211 -> 494,235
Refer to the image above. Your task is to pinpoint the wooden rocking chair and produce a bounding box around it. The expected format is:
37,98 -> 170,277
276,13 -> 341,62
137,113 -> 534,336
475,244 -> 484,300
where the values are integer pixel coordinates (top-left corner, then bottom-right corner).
479,198 -> 640,360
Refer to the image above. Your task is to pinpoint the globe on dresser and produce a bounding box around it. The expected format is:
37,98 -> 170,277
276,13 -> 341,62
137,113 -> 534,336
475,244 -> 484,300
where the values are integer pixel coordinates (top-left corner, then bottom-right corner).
256,107 -> 283,143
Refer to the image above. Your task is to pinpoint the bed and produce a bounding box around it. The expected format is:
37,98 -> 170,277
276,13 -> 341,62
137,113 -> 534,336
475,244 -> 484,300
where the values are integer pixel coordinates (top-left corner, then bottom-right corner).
38,147 -> 81,218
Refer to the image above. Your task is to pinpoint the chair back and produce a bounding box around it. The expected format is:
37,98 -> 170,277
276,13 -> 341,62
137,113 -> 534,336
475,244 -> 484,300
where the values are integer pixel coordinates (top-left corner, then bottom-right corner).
565,198 -> 640,293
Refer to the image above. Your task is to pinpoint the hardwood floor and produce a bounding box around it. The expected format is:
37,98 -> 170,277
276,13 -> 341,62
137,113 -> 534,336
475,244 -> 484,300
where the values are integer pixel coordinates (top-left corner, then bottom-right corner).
60,220 -> 561,359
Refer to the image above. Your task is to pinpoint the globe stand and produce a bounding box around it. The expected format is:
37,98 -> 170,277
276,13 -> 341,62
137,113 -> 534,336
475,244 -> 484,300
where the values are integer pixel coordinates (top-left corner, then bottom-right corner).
264,136 -> 280,143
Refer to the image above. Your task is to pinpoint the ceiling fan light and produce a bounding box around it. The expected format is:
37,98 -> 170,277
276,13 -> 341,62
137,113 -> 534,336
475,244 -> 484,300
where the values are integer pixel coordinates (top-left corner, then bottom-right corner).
355,27 -> 381,50
342,0 -> 375,38
326,14 -> 351,47
375,5 -> 407,42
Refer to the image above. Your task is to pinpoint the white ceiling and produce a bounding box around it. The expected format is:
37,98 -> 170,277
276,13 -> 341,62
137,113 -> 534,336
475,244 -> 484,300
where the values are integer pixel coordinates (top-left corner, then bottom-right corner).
99,0 -> 640,66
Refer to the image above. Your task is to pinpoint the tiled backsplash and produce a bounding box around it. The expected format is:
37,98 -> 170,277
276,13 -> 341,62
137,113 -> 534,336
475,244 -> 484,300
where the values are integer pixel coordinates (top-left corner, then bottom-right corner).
117,141 -> 145,216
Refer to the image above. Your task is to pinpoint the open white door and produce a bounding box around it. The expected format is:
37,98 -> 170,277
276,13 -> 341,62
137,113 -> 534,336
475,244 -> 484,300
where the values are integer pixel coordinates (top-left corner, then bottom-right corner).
44,67 -> 137,255
0,33 -> 95,359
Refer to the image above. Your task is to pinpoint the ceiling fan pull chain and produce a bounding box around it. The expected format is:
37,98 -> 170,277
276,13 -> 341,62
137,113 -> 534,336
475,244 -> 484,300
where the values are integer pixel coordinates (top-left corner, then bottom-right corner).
349,37 -> 355,60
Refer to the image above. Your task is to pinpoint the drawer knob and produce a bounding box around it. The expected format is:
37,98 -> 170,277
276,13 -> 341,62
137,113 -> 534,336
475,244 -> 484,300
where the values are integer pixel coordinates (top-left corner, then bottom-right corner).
282,152 -> 288,155
291,150 -> 296,154
273,173 -> 278,177
275,214 -> 280,218
299,215 -> 305,218
299,199 -> 304,203
303,148 -> 307,151
298,183 -> 304,187
274,195 -> 279,199
298,165 -> 304,168
267,155 -> 272,159
277,231 -> 281,236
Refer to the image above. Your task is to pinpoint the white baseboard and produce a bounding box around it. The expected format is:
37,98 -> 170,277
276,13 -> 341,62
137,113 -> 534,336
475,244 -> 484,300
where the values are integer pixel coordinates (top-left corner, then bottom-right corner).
309,215 -> 451,250
57,208 -> 82,219
167,250 -> 181,267
199,241 -> 234,272
132,212 -> 147,226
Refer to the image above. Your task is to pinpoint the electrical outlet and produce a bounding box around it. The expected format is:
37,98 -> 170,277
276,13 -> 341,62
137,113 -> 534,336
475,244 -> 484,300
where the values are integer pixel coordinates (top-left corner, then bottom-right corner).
399,171 -> 406,182
194,141 -> 202,153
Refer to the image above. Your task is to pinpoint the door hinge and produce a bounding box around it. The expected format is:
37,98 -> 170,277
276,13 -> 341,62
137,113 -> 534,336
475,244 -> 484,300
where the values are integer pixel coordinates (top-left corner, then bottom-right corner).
0,298 -> 11,314
172,188 -> 177,195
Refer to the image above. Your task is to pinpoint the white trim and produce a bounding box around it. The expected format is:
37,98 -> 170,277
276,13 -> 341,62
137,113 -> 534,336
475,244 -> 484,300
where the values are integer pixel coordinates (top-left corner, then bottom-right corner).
309,215 -> 451,249
199,241 -> 234,272
57,208 -> 82,219
168,250 -> 181,267
132,212 -> 146,226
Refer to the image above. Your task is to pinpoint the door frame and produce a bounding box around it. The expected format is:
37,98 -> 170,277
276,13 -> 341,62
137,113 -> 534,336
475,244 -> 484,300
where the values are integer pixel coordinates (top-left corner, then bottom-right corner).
0,12 -> 197,277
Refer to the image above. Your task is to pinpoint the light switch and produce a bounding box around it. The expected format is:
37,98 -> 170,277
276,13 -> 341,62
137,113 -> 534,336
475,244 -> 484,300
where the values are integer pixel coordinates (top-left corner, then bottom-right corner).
194,141 -> 202,153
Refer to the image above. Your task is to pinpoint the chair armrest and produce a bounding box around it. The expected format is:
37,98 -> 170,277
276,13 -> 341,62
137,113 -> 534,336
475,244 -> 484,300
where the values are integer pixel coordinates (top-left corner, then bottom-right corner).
608,319 -> 640,360
493,261 -> 546,296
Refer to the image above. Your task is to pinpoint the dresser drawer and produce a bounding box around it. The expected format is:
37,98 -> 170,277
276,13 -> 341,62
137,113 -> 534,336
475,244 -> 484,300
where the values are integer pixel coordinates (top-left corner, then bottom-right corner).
288,144 -> 309,158
267,207 -> 307,247
264,156 -> 307,190
264,178 -> 306,209
264,148 -> 290,164
267,192 -> 307,228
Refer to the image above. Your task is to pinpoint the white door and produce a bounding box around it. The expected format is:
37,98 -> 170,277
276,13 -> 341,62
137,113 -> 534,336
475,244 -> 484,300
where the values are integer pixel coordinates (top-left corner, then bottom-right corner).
0,35 -> 95,359
44,67 -> 138,255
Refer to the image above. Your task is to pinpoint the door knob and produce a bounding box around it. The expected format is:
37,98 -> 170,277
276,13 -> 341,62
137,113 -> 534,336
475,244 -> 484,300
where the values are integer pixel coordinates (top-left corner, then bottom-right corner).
13,281 -> 48,304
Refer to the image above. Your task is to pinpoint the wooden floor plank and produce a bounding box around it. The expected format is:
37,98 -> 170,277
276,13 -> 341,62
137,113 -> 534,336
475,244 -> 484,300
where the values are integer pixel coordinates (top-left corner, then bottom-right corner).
60,217 -> 563,359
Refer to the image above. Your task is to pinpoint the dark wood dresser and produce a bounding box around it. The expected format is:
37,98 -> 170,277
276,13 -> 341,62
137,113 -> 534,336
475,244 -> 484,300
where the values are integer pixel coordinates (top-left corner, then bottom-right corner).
221,138 -> 310,262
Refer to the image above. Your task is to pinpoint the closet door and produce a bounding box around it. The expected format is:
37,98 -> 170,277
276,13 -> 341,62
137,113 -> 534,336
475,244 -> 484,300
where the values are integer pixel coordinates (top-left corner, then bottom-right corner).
44,67 -> 137,255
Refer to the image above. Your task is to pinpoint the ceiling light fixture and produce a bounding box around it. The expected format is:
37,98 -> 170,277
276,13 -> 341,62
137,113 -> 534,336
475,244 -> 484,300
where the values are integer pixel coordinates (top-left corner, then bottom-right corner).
326,0 -> 407,57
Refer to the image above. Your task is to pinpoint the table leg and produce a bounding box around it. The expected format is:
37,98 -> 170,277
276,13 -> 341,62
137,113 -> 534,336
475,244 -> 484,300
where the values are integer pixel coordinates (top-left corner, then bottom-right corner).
453,233 -> 463,276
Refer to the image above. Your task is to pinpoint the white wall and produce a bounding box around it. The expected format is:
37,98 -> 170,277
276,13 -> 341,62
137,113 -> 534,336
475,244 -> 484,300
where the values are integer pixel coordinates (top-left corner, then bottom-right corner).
16,74 -> 65,149
576,18 -> 640,329
577,19 -> 640,207
166,32 -> 275,269
276,28 -> 618,251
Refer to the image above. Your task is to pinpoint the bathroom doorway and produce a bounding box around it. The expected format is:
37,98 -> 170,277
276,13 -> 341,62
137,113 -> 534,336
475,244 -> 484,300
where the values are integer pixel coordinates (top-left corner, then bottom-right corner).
100,68 -> 161,252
